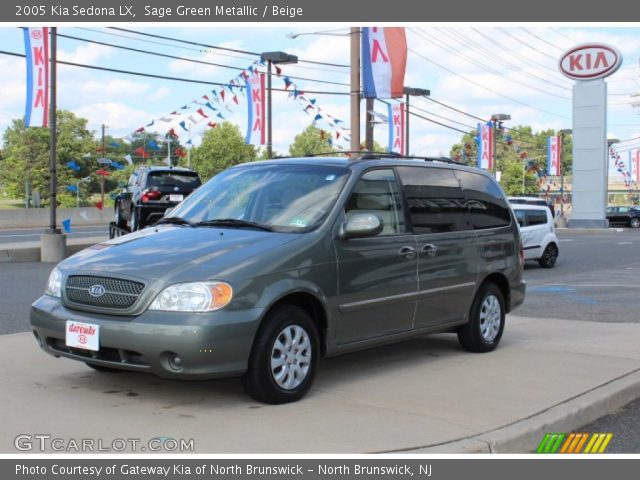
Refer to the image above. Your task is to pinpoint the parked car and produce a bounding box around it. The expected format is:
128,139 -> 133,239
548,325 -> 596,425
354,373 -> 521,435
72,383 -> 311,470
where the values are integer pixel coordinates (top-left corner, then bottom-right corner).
31,156 -> 526,404
114,166 -> 201,231
606,206 -> 640,228
508,196 -> 555,218
512,204 -> 559,268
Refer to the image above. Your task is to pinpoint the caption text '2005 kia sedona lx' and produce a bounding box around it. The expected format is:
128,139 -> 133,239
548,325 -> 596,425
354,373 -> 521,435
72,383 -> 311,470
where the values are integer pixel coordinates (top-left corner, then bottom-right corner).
31,156 -> 526,404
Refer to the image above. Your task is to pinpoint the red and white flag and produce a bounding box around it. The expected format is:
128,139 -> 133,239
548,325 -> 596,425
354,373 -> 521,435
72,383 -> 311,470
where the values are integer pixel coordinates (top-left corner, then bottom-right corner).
245,73 -> 266,146
387,103 -> 405,155
23,27 -> 49,127
362,27 -> 407,99
547,135 -> 562,176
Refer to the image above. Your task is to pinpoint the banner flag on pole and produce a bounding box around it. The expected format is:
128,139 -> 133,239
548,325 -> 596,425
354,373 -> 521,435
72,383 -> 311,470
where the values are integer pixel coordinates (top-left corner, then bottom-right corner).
547,135 -> 562,176
23,27 -> 49,127
361,27 -> 407,98
634,150 -> 640,183
387,102 -> 405,155
477,122 -> 494,170
245,72 -> 266,145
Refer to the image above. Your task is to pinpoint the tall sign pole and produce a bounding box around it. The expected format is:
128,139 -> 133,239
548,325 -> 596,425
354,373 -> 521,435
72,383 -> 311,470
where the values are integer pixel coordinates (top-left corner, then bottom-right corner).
559,44 -> 622,228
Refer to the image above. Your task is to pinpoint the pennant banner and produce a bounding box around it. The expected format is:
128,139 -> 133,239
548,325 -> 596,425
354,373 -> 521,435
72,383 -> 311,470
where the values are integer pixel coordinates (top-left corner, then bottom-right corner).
477,122 -> 494,170
245,72 -> 266,146
547,135 -> 562,176
362,27 -> 407,99
387,102 -> 405,155
23,27 -> 49,127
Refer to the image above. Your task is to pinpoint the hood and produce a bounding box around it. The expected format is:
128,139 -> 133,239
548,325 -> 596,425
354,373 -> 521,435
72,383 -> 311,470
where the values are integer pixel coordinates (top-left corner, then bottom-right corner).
59,226 -> 301,283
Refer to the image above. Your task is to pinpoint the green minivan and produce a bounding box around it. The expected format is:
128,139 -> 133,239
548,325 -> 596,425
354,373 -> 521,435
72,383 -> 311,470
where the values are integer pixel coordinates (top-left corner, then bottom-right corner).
31,156 -> 525,403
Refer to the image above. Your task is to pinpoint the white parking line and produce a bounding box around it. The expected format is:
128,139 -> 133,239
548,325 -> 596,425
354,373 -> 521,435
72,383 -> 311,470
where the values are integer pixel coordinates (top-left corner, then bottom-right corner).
617,242 -> 633,245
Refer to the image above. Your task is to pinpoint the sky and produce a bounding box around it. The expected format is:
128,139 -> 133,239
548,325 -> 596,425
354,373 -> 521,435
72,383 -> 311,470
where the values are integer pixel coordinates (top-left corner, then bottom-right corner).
0,25 -> 639,177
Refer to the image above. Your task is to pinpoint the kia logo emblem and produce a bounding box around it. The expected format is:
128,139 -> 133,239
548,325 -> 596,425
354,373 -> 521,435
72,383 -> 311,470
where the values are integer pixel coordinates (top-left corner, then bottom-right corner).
88,285 -> 106,297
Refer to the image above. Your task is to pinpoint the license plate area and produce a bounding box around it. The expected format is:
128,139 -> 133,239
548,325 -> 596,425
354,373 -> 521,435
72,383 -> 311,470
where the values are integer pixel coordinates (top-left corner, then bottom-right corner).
169,194 -> 184,202
65,320 -> 99,351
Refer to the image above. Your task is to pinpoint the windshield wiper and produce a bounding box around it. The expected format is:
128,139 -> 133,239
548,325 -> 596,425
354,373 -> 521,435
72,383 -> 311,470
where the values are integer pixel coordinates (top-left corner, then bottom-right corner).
195,219 -> 274,231
155,216 -> 196,227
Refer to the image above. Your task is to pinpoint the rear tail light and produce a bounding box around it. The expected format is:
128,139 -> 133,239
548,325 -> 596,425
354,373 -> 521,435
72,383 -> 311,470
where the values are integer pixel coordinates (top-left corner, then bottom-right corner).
519,245 -> 524,269
141,189 -> 162,203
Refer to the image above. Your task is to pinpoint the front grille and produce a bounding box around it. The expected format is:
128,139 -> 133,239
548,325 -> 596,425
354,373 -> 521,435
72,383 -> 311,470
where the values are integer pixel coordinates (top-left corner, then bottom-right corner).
65,275 -> 145,310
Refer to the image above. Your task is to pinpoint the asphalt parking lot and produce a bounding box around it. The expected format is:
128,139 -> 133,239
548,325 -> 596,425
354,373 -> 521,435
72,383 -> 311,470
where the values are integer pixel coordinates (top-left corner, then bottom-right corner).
1,229 -> 639,453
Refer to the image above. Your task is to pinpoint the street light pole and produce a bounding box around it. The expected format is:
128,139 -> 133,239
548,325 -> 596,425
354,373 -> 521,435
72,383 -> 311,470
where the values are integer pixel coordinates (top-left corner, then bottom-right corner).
48,27 -> 58,234
261,51 -> 298,159
490,113 -> 511,177
350,27 -> 360,154
403,87 -> 430,156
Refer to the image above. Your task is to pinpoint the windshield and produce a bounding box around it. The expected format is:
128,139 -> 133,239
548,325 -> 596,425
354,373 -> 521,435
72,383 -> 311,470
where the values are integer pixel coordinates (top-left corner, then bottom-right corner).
167,163 -> 350,232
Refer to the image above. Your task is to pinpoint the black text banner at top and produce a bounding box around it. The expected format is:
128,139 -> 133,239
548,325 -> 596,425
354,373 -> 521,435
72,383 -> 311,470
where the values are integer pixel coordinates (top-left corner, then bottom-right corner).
5,0 -> 640,22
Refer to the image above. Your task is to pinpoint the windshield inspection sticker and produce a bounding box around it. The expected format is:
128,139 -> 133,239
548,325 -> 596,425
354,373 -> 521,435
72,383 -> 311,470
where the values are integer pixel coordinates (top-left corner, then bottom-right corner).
289,218 -> 308,227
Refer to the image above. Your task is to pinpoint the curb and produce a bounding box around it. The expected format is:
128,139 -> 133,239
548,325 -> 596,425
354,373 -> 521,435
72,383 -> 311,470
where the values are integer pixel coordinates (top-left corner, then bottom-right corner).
398,369 -> 640,453
0,239 -> 103,263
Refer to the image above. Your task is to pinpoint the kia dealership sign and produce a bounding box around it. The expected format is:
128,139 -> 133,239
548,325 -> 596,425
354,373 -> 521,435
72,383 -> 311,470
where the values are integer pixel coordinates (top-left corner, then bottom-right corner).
559,44 -> 622,80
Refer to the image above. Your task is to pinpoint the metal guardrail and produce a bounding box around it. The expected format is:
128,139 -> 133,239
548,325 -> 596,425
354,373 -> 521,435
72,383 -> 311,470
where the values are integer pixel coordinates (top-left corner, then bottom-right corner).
108,222 -> 130,239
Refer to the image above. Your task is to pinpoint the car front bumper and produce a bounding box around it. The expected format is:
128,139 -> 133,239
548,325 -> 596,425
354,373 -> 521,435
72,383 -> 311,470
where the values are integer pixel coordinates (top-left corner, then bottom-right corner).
30,295 -> 263,379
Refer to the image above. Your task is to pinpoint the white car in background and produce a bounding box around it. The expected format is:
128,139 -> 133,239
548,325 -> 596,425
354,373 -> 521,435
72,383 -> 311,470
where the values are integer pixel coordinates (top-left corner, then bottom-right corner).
511,204 -> 559,268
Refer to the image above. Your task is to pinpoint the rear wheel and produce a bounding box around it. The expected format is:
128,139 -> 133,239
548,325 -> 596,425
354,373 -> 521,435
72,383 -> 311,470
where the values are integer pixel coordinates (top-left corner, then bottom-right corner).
114,202 -> 127,229
538,243 -> 558,268
630,217 -> 640,228
243,305 -> 319,404
130,207 -> 141,231
458,283 -> 505,353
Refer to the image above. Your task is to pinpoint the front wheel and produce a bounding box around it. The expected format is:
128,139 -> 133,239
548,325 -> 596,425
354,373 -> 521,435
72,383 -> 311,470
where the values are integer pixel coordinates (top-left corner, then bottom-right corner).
630,217 -> 640,228
538,243 -> 558,268
458,283 -> 505,353
243,305 -> 319,404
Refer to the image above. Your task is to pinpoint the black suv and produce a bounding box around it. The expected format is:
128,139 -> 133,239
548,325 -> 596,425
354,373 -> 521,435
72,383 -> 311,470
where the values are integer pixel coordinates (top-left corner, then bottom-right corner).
114,166 -> 201,230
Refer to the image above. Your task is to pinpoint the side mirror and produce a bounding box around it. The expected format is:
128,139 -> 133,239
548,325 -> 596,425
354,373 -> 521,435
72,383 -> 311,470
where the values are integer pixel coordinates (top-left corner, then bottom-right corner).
341,213 -> 383,239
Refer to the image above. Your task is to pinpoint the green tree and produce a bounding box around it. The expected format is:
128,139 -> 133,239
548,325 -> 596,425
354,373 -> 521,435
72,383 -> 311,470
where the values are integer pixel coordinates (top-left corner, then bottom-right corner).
289,125 -> 334,157
190,122 -> 256,180
499,158 -> 539,195
0,111 -> 97,206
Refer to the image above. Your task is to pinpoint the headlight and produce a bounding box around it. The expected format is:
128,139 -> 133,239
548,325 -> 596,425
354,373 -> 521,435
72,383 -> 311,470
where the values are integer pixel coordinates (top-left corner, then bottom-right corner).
44,267 -> 62,298
148,282 -> 233,312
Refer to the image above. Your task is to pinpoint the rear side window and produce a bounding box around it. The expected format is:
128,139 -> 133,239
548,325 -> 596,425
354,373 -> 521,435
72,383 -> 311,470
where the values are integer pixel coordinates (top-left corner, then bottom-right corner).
455,171 -> 511,229
397,166 -> 470,233
147,172 -> 201,189
525,210 -> 547,226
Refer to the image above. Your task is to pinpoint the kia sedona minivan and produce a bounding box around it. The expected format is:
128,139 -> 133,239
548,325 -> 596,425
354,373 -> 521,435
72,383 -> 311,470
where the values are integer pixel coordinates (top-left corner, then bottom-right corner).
31,156 -> 526,404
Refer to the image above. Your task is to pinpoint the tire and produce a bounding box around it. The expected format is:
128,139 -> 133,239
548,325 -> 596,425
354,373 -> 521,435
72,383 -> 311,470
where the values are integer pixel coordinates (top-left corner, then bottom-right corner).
130,207 -> 141,231
114,202 -> 127,229
85,362 -> 121,373
538,243 -> 558,268
243,305 -> 319,404
630,217 -> 640,228
458,283 -> 505,353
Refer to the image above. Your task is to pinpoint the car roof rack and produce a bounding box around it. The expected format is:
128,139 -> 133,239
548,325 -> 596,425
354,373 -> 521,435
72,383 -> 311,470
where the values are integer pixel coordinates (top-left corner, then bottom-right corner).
272,151 -> 466,165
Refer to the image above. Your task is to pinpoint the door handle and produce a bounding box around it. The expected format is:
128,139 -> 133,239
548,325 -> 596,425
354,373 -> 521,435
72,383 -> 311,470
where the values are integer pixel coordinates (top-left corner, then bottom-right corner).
421,244 -> 438,258
398,246 -> 417,260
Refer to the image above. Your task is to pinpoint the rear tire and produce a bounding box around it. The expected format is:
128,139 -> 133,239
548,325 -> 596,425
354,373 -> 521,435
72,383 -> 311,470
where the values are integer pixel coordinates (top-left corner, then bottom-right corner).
458,283 -> 505,353
538,243 -> 558,268
114,202 -> 127,229
85,362 -> 121,373
130,207 -> 141,231
243,305 -> 319,404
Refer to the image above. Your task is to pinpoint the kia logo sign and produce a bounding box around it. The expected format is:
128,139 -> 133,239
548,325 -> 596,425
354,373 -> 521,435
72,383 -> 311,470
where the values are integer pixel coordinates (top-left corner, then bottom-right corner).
559,44 -> 622,80
88,285 -> 106,297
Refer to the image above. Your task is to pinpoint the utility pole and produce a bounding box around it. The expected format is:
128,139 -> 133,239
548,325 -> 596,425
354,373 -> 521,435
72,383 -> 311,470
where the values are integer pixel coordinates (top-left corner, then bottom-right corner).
100,124 -> 107,208
365,98 -> 374,151
350,27 -> 361,154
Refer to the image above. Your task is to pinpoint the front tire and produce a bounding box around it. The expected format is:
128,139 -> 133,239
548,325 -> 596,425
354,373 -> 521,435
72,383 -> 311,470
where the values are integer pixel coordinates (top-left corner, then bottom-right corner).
538,243 -> 558,268
243,305 -> 319,404
458,283 -> 505,353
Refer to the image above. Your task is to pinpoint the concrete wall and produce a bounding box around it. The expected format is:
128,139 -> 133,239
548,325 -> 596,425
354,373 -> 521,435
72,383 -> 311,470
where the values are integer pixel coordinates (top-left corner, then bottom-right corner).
0,207 -> 112,228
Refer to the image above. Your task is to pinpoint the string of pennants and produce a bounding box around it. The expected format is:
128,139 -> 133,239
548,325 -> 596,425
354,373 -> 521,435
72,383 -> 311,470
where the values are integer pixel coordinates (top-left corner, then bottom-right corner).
610,145 -> 640,191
